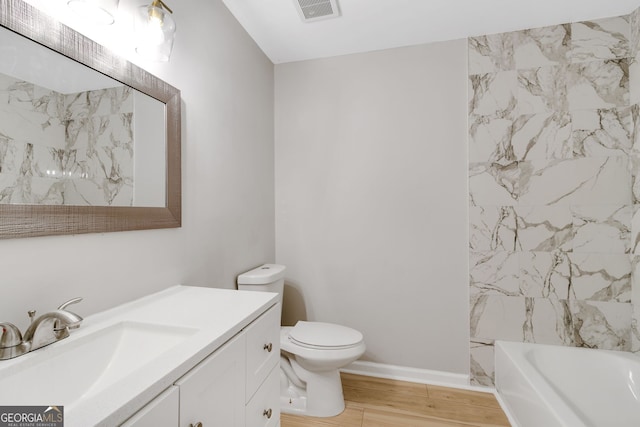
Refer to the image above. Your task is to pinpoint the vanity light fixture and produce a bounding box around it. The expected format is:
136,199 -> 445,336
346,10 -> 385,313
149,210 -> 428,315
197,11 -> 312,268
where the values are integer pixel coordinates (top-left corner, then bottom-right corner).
67,0 -> 119,25
135,0 -> 176,62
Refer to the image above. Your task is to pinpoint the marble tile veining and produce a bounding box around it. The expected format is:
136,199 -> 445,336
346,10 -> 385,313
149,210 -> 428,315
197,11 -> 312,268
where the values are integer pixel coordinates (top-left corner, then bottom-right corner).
471,295 -> 528,341
631,58 -> 640,106
469,161 -> 521,206
470,340 -> 495,386
511,112 -> 572,161
632,206 -> 640,253
516,65 -> 567,115
468,114 -> 516,164
569,253 -> 632,302
469,206 -> 518,251
0,73 -> 134,206
516,206 -> 573,252
469,251 -> 520,297
572,205 -> 631,254
468,10 -> 639,385
567,59 -> 629,111
513,24 -> 570,70
468,71 -> 517,117
571,107 -> 632,157
630,7 -> 640,58
519,251 -> 572,298
468,33 -> 514,75
570,17 -> 630,63
519,157 -> 631,206
471,295 -> 631,350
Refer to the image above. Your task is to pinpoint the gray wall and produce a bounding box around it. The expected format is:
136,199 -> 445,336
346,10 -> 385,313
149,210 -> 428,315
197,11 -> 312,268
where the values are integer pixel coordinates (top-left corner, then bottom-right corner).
274,40 -> 469,374
0,0 -> 275,332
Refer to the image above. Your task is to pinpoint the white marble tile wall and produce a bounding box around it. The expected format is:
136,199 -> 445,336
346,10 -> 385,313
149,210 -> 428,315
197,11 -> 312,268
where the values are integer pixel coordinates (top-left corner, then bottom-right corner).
469,9 -> 640,385
631,7 -> 640,357
0,73 -> 133,206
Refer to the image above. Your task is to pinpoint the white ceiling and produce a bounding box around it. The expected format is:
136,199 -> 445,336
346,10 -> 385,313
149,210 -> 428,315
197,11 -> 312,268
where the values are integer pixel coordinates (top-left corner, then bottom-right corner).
221,0 -> 640,64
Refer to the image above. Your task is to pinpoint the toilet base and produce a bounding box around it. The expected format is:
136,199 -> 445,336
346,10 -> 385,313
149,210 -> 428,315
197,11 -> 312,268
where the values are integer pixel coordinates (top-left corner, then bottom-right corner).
279,364 -> 346,417
280,394 -> 308,415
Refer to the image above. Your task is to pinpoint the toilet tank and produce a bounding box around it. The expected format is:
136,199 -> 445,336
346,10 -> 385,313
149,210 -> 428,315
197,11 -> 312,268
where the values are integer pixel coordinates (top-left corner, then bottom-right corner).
237,264 -> 286,305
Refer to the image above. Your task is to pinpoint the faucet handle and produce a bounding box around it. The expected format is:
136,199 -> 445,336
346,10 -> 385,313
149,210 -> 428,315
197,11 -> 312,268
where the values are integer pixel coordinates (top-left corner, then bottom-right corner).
0,322 -> 23,348
56,298 -> 83,331
58,297 -> 83,311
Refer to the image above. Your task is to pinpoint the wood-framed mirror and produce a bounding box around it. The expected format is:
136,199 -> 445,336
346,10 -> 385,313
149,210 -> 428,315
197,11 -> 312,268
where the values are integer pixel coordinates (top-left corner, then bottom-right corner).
0,0 -> 181,239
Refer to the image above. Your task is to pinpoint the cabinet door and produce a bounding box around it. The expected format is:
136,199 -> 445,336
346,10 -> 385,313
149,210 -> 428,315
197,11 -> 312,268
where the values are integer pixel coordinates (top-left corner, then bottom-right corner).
245,304 -> 280,402
120,386 -> 179,427
176,333 -> 246,427
245,364 -> 280,427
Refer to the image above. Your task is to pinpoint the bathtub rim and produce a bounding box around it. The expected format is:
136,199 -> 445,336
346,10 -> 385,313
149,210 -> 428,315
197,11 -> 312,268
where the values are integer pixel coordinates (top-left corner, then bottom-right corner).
495,340 -> 590,427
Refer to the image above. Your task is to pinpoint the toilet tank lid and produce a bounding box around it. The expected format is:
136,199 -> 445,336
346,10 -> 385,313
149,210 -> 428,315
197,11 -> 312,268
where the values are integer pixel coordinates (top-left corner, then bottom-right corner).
237,264 -> 286,285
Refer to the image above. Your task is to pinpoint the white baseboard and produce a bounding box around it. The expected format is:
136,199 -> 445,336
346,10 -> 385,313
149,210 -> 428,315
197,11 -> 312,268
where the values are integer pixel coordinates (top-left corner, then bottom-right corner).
341,360 -> 495,394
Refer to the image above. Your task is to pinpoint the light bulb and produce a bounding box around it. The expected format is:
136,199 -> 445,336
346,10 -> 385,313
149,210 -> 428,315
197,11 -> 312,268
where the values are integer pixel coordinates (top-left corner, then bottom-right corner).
148,5 -> 164,26
145,22 -> 164,45
135,2 -> 176,61
145,10 -> 166,45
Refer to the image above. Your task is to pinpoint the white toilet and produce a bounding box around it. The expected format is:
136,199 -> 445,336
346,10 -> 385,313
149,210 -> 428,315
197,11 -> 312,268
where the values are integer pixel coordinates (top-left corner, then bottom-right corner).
237,264 -> 366,417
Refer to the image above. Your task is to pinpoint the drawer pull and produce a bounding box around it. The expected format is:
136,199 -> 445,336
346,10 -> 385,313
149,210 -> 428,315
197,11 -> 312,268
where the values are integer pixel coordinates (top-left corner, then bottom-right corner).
263,408 -> 273,419
263,343 -> 273,352
190,423 -> 203,427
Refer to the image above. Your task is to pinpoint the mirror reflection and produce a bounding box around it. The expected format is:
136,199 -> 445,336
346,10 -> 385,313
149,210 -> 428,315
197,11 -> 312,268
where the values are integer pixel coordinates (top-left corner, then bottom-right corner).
0,25 -> 166,207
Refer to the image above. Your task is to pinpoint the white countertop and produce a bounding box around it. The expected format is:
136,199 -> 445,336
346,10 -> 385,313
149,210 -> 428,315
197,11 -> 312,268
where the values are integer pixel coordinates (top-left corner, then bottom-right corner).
0,285 -> 278,427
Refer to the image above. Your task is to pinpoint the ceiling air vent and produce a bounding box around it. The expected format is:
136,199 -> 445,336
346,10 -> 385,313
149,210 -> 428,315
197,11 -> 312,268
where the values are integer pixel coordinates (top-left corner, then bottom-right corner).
294,0 -> 340,23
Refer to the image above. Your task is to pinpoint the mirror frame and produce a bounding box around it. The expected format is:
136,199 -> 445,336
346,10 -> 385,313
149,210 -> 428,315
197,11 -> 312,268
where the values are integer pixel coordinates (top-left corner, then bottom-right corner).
0,0 -> 181,239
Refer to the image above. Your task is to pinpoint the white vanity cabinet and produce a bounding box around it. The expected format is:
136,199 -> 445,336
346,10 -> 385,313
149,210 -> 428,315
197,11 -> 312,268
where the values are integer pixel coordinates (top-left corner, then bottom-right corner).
121,303 -> 280,427
244,304 -> 281,427
120,386 -> 179,427
177,332 -> 247,427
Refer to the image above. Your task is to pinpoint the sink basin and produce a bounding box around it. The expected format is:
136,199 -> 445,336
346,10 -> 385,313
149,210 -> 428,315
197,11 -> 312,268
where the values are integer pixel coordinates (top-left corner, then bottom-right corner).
0,321 -> 197,407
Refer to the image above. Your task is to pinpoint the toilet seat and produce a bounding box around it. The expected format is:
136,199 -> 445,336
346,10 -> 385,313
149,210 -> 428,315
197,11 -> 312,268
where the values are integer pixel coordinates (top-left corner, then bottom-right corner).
288,321 -> 363,350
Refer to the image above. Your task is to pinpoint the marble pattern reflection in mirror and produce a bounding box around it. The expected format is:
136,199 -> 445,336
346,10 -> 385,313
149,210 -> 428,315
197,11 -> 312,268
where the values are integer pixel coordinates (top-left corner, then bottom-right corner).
0,0 -> 180,238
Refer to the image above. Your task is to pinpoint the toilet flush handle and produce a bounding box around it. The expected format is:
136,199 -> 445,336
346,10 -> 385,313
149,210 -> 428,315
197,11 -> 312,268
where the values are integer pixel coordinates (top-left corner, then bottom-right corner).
263,342 -> 273,352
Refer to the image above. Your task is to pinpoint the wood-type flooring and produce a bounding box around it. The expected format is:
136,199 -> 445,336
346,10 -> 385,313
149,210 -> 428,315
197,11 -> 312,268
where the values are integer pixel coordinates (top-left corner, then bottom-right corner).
280,373 -> 511,427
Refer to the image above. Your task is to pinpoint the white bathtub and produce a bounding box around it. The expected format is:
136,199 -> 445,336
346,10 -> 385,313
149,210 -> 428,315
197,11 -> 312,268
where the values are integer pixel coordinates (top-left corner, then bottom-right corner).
495,341 -> 640,427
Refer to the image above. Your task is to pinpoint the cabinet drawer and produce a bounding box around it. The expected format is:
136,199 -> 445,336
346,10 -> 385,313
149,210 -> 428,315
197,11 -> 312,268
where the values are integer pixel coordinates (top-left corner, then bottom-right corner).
246,364 -> 280,427
245,303 -> 280,402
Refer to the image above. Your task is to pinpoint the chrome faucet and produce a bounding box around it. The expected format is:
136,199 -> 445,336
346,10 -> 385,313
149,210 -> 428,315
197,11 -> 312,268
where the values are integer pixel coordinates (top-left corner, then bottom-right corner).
0,322 -> 29,359
0,297 -> 83,360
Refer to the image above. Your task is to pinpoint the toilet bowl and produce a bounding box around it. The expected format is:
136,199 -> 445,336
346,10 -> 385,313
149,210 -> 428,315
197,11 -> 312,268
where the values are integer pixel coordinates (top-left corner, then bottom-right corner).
280,322 -> 365,416
237,264 -> 366,417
